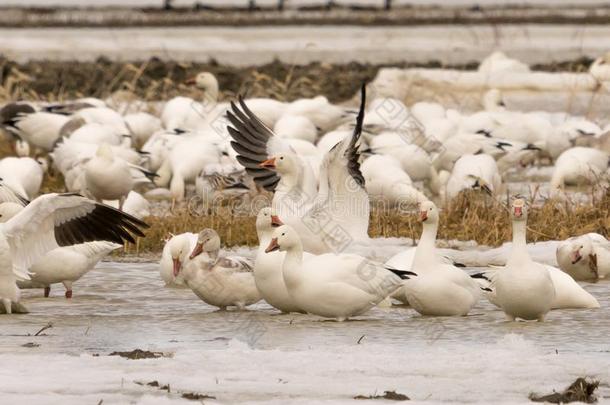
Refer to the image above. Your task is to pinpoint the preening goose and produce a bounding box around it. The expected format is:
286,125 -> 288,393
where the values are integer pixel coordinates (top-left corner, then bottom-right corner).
550,147 -> 609,193
159,232 -> 199,288
445,154 -> 502,201
265,225 -> 413,321
180,229 -> 260,310
0,193 -> 148,313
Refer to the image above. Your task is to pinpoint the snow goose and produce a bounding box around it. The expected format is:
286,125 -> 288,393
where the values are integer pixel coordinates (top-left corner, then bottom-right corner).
284,96 -> 356,133
556,233 -> 610,281
72,107 -> 129,135
0,193 -> 147,313
180,228 -> 260,310
402,201 -> 481,316
550,147 -> 609,193
493,199 -> 555,321
266,225 -> 413,321
105,191 -> 151,220
273,114 -> 317,143
17,241 -> 121,298
478,51 -> 530,75
0,157 -> 43,199
361,154 -> 427,209
84,143 -> 134,209
589,52 -> 610,84
253,208 -> 306,313
5,111 -> 69,152
124,112 -> 162,149
69,122 -> 130,147
159,232 -> 199,288
445,154 -> 502,201
162,72 -> 218,131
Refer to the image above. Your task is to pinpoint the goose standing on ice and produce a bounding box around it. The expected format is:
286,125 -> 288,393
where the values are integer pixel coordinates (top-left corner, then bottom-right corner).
493,199 -> 555,321
180,229 -> 260,310
84,143 -> 134,210
556,233 -> 610,281
253,208 -> 306,313
0,193 -> 148,314
402,201 -> 481,316
265,225 -> 414,321
159,232 -> 199,287
0,202 -> 122,298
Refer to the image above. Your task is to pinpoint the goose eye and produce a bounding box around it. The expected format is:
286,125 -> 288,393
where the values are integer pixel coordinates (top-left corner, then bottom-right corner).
280,157 -> 284,160
282,233 -> 285,236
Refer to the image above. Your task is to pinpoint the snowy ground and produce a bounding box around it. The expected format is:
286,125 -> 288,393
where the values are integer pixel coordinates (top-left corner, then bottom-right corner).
2,24 -> 610,65
1,241 -> 609,404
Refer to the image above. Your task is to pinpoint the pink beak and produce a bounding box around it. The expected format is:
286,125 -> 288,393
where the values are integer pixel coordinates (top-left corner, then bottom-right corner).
514,206 -> 523,217
190,243 -> 203,260
419,211 -> 428,222
259,157 -> 276,169
271,215 -> 283,227
265,237 -> 280,253
571,250 -> 582,264
173,258 -> 181,277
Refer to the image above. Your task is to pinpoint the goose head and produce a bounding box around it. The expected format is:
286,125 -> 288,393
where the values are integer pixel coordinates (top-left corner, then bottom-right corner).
185,72 -> 219,102
419,200 -> 439,224
190,228 -> 221,259
567,236 -> 594,265
168,236 -> 190,277
265,225 -> 300,253
510,198 -> 528,222
259,152 -> 299,176
255,207 -> 283,236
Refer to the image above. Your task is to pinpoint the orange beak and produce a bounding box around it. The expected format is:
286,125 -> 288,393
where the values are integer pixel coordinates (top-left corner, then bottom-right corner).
172,258 -> 181,277
419,210 -> 428,222
259,157 -> 276,169
185,77 -> 197,85
271,215 -> 283,227
514,207 -> 522,217
189,243 -> 203,260
265,237 -> 280,253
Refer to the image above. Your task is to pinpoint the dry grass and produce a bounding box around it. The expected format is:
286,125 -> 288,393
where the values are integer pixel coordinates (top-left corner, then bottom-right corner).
129,190 -> 610,254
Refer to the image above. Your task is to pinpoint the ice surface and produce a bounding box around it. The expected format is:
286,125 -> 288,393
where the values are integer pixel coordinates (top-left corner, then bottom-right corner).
1,241 -> 609,404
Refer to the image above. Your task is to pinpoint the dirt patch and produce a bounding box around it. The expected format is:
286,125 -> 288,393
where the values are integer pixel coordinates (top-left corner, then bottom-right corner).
354,390 -> 410,401
109,349 -> 167,360
135,380 -> 216,401
0,57 -> 592,105
529,377 -> 599,404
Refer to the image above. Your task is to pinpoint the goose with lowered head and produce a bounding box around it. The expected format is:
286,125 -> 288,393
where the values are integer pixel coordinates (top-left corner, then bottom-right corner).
556,233 -> 610,281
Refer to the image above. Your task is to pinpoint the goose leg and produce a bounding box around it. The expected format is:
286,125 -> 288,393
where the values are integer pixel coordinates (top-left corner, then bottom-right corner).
44,286 -> 51,298
505,313 -> 516,322
63,281 -> 73,299
2,298 -> 12,314
118,196 -> 126,212
537,314 -> 545,322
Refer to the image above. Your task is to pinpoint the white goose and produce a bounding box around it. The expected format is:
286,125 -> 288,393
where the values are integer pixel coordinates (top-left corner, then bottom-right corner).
228,85 -> 370,254
445,154 -> 502,201
159,232 -> 199,287
402,201 -> 481,316
6,111 -> 69,152
84,143 -> 134,209
123,112 -> 162,149
0,193 -> 147,314
493,199 -> 556,321
0,157 -> 43,199
273,114 -> 318,143
181,228 -> 260,310
253,208 -> 307,313
266,225 -> 413,321
550,147 -> 609,193
556,233 -> 610,281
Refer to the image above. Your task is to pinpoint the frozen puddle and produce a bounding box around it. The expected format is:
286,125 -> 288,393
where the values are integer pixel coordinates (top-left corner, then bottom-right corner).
0,260 -> 609,404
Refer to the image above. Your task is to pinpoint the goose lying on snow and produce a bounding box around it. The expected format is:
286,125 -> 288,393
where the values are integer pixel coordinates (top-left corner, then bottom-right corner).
266,225 -> 414,321
556,233 -> 610,281
402,201 -> 481,316
180,229 -> 260,310
0,193 -> 148,314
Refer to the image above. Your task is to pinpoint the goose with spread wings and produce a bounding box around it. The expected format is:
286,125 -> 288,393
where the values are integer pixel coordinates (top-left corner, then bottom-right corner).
0,192 -> 148,314
227,85 -> 370,254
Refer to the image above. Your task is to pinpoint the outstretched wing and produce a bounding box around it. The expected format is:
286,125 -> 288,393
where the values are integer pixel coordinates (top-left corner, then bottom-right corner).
1,193 -> 148,279
226,97 -> 289,191
308,84 -> 369,242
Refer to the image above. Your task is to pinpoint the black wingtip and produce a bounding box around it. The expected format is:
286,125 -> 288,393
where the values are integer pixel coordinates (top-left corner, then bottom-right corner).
453,262 -> 466,268
481,287 -> 493,292
385,265 -> 417,280
470,272 -> 491,282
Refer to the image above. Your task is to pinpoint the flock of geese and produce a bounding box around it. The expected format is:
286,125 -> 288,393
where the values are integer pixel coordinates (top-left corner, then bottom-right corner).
0,52 -> 609,321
